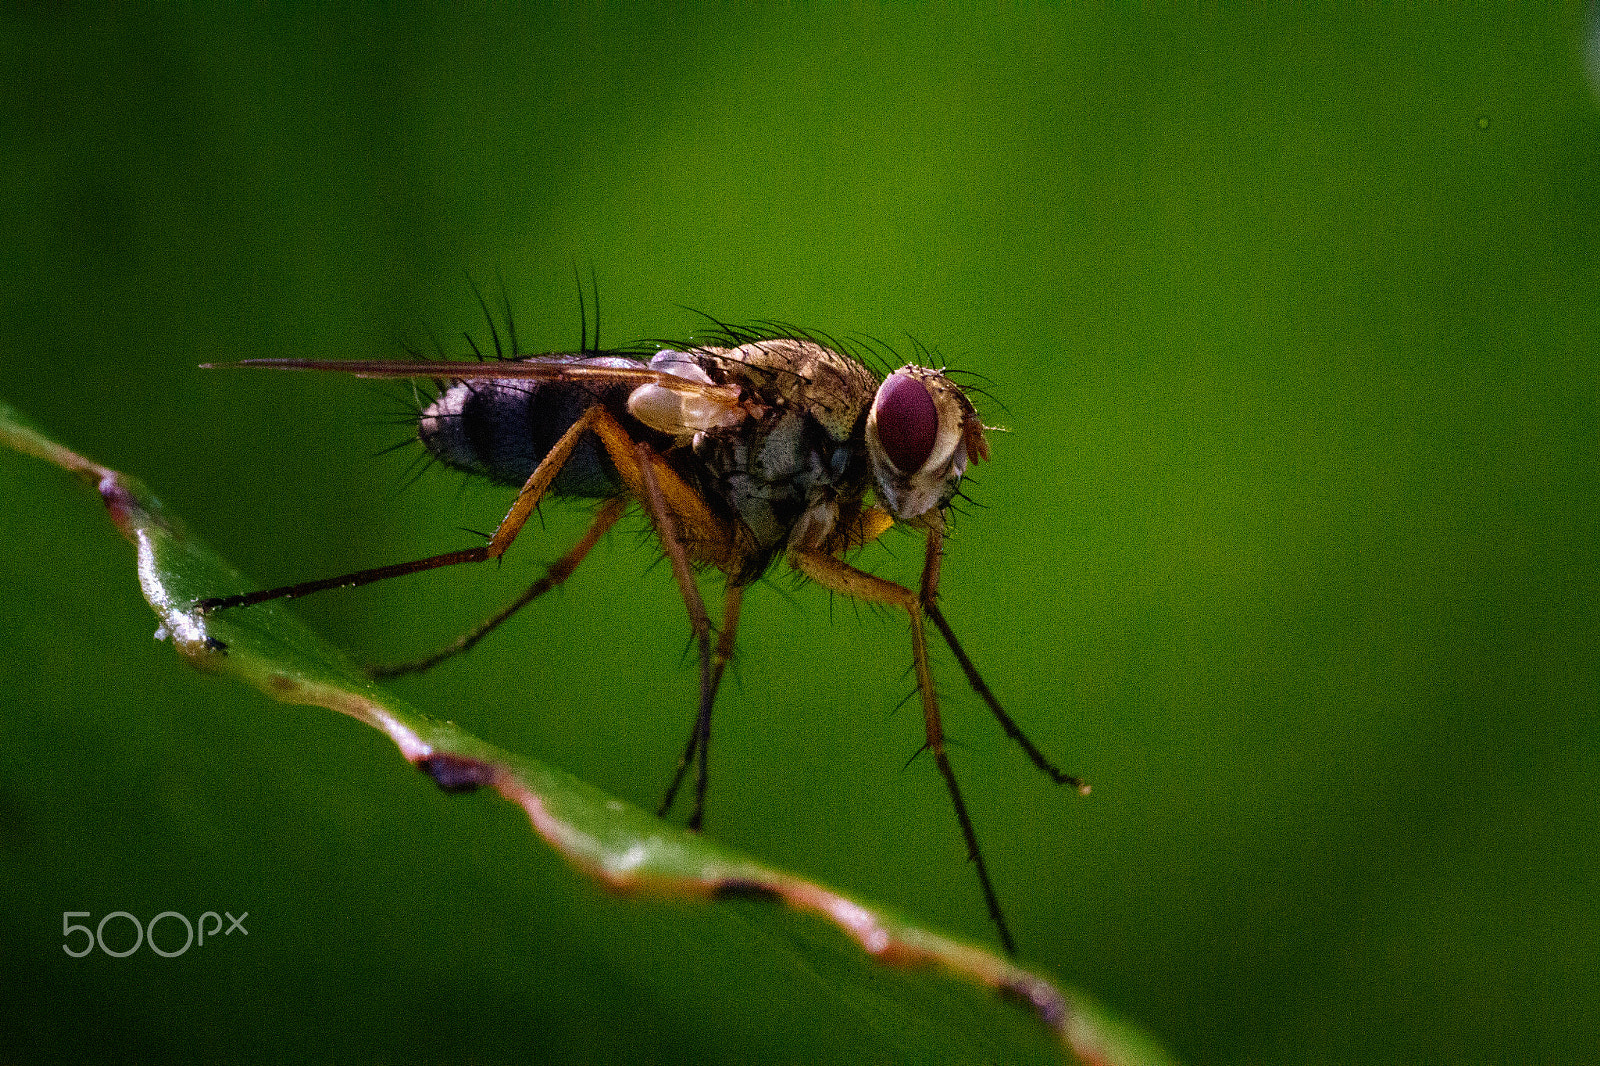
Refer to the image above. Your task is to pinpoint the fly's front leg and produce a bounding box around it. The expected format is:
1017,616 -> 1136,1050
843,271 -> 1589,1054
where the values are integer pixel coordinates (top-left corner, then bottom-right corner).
370,496 -> 627,679
789,546 -> 1020,956
919,527 -> 1089,794
195,406 -> 607,614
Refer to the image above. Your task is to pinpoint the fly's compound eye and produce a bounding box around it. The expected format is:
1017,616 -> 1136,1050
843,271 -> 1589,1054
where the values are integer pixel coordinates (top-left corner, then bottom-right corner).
866,365 -> 985,522
872,371 -> 938,474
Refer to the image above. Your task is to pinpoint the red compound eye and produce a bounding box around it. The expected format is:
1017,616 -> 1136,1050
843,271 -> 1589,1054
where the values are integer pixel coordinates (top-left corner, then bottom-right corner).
875,372 -> 938,473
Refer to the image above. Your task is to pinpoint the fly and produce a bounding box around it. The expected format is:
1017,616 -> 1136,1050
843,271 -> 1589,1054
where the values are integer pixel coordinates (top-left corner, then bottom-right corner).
195,292 -> 1087,956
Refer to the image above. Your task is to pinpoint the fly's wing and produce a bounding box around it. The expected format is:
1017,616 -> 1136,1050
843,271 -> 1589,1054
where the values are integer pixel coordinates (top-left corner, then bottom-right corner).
204,356 -> 744,412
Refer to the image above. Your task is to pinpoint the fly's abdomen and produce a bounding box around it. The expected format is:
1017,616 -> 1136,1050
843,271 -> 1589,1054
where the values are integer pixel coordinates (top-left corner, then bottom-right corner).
417,356 -> 641,495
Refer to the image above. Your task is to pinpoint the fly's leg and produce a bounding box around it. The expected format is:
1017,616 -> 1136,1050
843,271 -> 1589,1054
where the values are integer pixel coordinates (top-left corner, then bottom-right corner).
920,527 -> 1089,793
658,583 -> 743,826
370,495 -> 627,679
631,441 -> 720,830
789,545 -> 1020,957
194,406 -> 609,615
575,408 -> 737,831
587,408 -> 735,571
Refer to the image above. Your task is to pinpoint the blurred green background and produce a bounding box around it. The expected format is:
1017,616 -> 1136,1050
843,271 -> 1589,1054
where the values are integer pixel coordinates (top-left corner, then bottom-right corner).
3,6 -> 1597,1064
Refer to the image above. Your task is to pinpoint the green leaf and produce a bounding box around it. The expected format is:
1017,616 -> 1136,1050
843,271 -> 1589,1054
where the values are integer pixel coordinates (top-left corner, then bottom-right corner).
1,397 -> 1176,1066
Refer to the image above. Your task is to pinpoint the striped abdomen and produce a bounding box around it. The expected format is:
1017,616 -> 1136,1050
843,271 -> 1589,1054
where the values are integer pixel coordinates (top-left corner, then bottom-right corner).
417,356 -> 644,496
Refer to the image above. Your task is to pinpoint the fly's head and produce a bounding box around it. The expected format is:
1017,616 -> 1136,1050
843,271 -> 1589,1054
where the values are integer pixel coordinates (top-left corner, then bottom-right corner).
864,366 -> 990,524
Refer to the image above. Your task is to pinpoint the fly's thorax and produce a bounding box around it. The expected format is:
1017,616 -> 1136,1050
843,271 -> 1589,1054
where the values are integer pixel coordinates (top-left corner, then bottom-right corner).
864,365 -> 988,522
714,338 -> 878,441
692,402 -> 867,551
417,355 -> 642,493
653,339 -> 873,554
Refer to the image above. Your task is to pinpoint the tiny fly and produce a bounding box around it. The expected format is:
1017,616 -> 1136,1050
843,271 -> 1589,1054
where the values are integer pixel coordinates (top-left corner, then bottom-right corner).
197,291 -> 1086,955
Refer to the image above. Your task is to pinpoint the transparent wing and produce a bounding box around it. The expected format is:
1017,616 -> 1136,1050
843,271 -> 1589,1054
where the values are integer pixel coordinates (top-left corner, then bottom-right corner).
203,356 -> 743,407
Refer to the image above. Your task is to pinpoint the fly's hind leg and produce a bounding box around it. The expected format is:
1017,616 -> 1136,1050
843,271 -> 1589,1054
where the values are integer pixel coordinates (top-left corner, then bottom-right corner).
788,544 -> 1021,956
194,405 -> 608,615
369,495 -> 627,679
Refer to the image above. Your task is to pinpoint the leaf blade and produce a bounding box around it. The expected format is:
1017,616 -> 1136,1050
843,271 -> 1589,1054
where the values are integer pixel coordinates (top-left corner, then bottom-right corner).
0,398 -> 1176,1066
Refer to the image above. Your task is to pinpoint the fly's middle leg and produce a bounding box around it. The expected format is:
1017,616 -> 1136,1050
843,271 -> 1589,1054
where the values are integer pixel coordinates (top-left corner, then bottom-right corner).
578,407 -> 739,831
658,583 -> 743,827
630,441 -> 718,829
